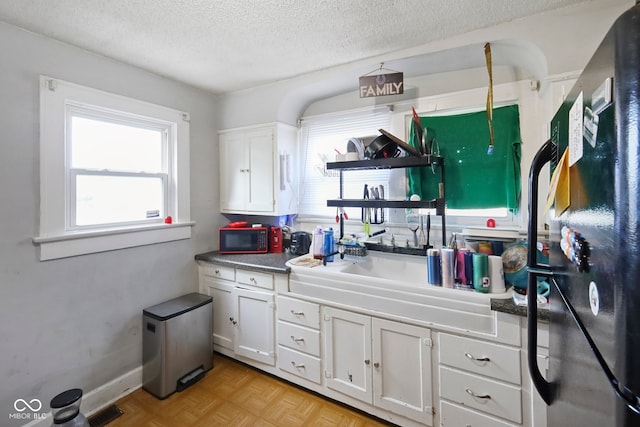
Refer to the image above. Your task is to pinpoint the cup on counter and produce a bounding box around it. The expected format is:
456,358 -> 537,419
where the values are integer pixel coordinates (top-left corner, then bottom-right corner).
472,253 -> 490,293
488,255 -> 506,293
345,152 -> 359,161
335,153 -> 347,162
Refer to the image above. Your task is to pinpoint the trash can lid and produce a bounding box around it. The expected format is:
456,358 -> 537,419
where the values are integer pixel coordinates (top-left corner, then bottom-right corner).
50,388 -> 83,408
143,293 -> 212,321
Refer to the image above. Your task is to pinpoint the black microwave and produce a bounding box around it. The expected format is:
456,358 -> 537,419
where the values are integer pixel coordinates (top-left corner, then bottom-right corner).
219,227 -> 268,254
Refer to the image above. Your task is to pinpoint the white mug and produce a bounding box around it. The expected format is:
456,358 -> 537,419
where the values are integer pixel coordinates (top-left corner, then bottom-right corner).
488,255 -> 506,293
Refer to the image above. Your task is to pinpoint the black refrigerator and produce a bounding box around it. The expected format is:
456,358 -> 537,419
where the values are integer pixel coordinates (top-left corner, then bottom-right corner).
526,2 -> 640,426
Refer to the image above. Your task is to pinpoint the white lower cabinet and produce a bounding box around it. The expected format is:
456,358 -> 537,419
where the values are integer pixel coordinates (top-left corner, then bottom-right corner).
199,263 -> 276,366
323,306 -> 434,425
276,296 -> 322,384
234,286 -> 275,365
439,333 -> 523,426
198,261 -> 547,427
441,400 -> 516,427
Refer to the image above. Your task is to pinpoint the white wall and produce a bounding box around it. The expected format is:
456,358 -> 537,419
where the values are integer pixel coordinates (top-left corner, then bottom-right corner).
217,0 -> 631,129
0,23 -> 223,424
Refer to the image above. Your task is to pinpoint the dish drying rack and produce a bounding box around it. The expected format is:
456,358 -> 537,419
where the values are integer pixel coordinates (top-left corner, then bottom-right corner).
338,243 -> 367,257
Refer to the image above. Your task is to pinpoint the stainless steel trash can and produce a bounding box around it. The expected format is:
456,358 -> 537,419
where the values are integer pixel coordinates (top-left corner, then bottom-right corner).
142,293 -> 213,399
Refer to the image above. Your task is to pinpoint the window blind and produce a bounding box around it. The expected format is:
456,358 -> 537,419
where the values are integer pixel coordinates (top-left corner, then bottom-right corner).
298,110 -> 392,218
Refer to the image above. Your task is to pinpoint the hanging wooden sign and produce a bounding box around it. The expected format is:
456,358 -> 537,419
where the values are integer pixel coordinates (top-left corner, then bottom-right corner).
359,72 -> 404,98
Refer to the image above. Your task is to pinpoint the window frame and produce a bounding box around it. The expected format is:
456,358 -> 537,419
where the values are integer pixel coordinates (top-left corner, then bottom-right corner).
35,76 -> 193,260
297,108 -> 393,221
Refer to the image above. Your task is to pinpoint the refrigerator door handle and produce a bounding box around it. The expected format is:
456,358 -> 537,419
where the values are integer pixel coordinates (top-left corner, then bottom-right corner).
526,138 -> 555,405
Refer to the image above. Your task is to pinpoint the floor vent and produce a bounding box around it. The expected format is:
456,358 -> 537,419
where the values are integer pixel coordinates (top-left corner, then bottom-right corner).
88,404 -> 123,427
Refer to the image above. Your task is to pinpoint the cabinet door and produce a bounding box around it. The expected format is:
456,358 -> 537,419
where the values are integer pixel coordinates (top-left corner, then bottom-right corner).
372,318 -> 434,425
220,132 -> 248,211
207,280 -> 235,351
246,128 -> 274,212
234,286 -> 275,365
324,307 -> 372,404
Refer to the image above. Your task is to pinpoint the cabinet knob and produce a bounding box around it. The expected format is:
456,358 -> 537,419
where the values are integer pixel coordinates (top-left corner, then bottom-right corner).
250,277 -> 257,283
465,388 -> 491,400
373,362 -> 380,368
229,317 -> 237,325
364,359 -> 370,365
214,269 -> 220,274
465,352 -> 490,362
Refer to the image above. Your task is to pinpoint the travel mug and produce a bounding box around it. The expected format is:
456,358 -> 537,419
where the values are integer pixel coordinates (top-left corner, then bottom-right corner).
440,248 -> 455,288
472,253 -> 490,293
427,249 -> 441,286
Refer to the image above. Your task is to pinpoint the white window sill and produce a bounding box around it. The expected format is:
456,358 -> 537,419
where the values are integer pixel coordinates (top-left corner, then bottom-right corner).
33,222 -> 195,261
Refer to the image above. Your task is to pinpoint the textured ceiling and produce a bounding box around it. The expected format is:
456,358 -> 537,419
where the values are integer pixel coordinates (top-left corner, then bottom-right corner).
0,0 -> 595,94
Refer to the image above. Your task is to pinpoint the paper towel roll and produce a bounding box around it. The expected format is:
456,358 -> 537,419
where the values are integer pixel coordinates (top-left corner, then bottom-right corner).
489,255 -> 506,293
472,253 -> 490,293
441,248 -> 455,288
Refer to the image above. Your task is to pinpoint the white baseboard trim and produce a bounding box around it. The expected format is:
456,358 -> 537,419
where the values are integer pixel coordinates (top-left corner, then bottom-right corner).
22,366 -> 142,427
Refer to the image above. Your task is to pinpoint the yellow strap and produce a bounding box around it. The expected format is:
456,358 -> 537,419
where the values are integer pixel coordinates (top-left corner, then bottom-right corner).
484,42 -> 495,155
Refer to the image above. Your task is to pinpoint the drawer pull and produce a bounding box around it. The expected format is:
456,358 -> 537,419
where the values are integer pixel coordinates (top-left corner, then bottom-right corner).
291,361 -> 305,369
290,336 -> 305,343
290,310 -> 305,316
250,277 -> 257,283
465,352 -> 490,362
214,269 -> 220,274
465,388 -> 491,400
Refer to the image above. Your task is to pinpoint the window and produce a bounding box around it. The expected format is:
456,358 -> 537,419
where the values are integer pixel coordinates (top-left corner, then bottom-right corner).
298,109 -> 393,220
35,76 -> 192,260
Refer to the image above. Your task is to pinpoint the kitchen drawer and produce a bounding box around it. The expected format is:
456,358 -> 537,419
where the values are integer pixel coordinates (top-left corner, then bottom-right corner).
236,269 -> 274,290
277,296 -> 320,329
277,321 -> 320,357
440,401 -> 517,427
201,264 -> 235,282
440,366 -> 522,424
537,321 -> 549,349
440,333 -> 521,384
277,345 -> 321,384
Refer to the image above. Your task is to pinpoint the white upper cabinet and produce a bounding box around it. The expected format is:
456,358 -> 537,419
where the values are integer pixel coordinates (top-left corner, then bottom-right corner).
219,122 -> 298,215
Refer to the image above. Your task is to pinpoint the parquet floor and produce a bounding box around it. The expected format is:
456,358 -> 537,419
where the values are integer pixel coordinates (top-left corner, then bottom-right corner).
109,353 -> 392,426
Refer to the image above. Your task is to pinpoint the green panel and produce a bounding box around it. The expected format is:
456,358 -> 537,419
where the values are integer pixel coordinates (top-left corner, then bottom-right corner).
407,105 -> 522,212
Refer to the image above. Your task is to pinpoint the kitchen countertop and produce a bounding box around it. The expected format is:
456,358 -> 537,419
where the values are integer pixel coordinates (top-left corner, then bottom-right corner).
194,250 -> 297,274
194,250 -> 550,320
491,297 -> 550,322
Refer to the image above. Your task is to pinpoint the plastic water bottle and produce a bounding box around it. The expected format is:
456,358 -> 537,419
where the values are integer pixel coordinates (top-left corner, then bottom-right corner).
323,228 -> 334,262
312,226 -> 324,259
